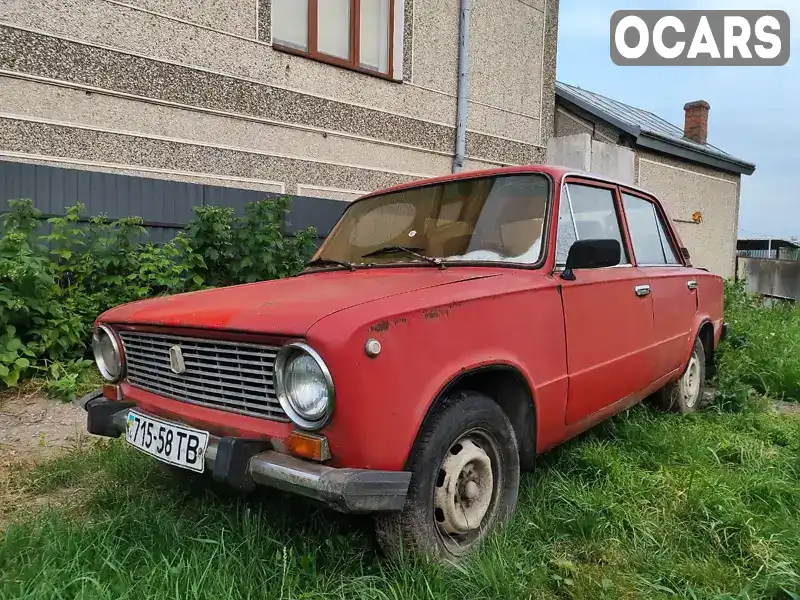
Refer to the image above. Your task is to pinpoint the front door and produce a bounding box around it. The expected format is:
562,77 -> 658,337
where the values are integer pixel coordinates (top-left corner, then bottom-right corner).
555,180 -> 657,425
620,191 -> 698,377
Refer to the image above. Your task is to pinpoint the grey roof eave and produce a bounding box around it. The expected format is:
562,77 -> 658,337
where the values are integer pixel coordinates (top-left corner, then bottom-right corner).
637,132 -> 756,176
555,87 -> 756,177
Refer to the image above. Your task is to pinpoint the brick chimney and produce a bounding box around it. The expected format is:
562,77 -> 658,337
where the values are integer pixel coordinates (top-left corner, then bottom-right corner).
683,100 -> 710,145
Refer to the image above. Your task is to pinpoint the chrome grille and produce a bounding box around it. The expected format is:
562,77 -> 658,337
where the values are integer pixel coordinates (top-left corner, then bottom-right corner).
119,331 -> 288,422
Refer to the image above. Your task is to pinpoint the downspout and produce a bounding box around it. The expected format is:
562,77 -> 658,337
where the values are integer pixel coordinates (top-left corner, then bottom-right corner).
452,0 -> 470,173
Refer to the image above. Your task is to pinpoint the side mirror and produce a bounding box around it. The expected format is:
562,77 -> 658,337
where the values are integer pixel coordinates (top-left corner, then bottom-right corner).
560,239 -> 621,281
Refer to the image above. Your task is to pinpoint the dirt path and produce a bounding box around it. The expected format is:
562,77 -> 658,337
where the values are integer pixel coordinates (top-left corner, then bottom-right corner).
0,390 -> 797,461
0,389 -> 88,464
0,390 -> 93,530
772,400 -> 800,415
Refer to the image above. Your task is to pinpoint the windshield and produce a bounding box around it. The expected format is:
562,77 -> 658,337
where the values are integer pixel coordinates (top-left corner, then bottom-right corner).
312,173 -> 550,267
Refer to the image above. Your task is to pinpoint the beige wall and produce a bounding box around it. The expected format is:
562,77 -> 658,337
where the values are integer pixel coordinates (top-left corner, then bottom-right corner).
0,0 -> 557,201
468,0 -> 552,147
636,151 -> 741,279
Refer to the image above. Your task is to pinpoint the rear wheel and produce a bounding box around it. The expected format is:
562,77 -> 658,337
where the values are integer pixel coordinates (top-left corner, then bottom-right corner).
374,390 -> 520,561
655,336 -> 706,413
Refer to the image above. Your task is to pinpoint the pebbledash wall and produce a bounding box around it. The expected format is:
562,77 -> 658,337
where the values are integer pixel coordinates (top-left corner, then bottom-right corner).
0,0 -> 559,228
636,151 -> 741,280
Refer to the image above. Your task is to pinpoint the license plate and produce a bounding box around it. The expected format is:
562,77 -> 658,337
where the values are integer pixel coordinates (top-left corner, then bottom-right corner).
124,410 -> 209,473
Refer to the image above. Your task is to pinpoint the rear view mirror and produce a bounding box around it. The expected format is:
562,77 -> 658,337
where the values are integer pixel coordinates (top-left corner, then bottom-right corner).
560,239 -> 621,281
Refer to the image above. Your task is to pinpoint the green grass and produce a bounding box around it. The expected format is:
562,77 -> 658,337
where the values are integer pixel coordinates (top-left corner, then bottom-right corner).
719,282 -> 800,403
2,282 -> 800,599
1,405 -> 798,600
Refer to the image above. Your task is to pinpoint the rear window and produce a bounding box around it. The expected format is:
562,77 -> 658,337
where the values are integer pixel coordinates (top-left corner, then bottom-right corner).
622,194 -> 680,265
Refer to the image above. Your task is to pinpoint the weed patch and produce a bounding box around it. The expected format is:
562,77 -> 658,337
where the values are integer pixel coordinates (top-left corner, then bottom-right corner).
1,406 -> 798,600
717,282 -> 800,404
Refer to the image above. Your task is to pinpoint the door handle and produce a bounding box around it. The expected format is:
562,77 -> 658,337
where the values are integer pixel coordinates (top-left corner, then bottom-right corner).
635,284 -> 651,297
687,280 -> 698,290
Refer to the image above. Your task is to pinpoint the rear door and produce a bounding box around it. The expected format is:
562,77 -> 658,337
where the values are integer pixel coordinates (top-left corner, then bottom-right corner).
620,191 -> 697,377
557,179 -> 657,425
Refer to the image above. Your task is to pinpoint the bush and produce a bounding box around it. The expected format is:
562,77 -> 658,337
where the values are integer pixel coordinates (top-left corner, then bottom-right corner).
0,197 -> 316,396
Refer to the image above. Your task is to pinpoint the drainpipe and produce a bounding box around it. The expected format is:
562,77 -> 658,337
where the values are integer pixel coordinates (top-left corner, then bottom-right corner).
452,0 -> 471,173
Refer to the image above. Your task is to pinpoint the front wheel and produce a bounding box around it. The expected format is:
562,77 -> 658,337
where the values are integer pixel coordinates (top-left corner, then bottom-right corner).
655,336 -> 706,413
373,390 -> 520,561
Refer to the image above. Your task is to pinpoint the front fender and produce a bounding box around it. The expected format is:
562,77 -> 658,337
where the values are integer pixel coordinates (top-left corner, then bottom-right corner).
305,275 -> 567,471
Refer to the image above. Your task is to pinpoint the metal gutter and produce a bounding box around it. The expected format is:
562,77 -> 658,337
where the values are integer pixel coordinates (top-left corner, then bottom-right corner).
452,0 -> 471,173
637,132 -> 756,175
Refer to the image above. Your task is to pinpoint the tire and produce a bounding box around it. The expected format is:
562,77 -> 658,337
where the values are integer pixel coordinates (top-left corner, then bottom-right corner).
655,336 -> 706,413
373,390 -> 520,562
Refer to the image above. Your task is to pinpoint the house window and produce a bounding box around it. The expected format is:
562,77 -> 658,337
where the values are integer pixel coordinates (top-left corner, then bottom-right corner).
272,0 -> 399,80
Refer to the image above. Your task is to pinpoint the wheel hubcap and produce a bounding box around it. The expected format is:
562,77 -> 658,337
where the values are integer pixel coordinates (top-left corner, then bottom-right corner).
682,353 -> 701,407
434,436 -> 493,535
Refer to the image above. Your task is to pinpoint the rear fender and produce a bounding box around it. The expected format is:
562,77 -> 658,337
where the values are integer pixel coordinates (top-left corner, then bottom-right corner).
679,316 -> 715,377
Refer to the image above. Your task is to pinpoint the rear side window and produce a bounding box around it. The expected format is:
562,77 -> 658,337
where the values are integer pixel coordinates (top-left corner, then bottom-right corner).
622,193 -> 681,265
556,183 -> 628,266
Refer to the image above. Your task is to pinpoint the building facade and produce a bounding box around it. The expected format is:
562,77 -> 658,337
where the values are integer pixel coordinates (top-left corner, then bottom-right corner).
0,0 -> 558,220
553,83 -> 756,279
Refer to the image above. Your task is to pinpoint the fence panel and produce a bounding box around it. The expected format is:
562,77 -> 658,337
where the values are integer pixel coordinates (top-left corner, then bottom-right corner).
0,160 -> 347,244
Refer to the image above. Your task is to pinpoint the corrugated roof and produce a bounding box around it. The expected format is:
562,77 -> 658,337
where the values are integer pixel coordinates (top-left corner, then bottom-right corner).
555,81 -> 756,175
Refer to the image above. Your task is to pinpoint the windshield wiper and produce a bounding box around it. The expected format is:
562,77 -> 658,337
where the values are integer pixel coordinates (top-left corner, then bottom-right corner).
304,258 -> 356,271
361,245 -> 446,269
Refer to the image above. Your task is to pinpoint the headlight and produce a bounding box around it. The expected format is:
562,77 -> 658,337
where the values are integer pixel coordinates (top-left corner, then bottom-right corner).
275,343 -> 334,430
92,325 -> 124,382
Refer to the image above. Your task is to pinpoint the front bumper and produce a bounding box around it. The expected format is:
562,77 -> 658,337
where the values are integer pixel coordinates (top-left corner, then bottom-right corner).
78,391 -> 411,514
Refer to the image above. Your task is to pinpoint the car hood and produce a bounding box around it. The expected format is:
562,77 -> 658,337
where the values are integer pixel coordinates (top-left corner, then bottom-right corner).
98,268 -> 502,335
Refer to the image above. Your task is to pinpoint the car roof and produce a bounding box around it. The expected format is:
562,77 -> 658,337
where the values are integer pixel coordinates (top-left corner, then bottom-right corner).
358,165 -> 655,201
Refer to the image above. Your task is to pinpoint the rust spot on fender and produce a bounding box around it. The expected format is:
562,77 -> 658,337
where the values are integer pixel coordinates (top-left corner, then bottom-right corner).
370,320 -> 390,333
424,308 -> 451,320
393,317 -> 408,326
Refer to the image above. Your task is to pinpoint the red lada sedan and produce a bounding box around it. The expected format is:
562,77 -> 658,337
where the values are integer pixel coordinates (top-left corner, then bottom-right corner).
81,165 -> 727,560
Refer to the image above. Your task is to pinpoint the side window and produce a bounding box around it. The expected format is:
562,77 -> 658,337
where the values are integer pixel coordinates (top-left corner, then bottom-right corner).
654,209 -> 681,264
622,194 -> 681,265
556,186 -> 577,265
556,183 -> 627,266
